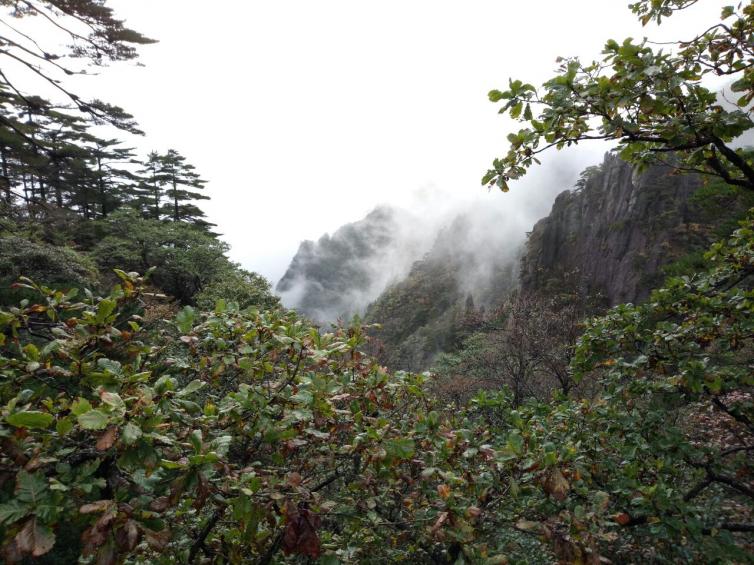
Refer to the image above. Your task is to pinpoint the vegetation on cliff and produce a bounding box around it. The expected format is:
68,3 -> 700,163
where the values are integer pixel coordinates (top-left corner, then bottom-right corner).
0,0 -> 752,563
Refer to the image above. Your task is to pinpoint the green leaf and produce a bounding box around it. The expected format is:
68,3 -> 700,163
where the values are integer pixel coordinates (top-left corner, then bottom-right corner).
6,411 -> 54,430
56,417 -> 73,436
23,343 -> 40,361
78,410 -> 109,430
0,500 -> 29,524
97,358 -> 123,375
506,430 -> 524,456
176,306 -> 196,334
95,299 -> 117,325
488,89 -> 509,102
385,438 -> 415,460
70,398 -> 92,416
122,422 -> 143,445
214,299 -> 227,314
176,379 -> 206,398
16,471 -> 48,505
100,391 -> 125,412
189,429 -> 203,453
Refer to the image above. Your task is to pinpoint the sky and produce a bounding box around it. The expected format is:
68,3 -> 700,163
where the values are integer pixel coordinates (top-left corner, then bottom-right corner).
33,0 -> 728,282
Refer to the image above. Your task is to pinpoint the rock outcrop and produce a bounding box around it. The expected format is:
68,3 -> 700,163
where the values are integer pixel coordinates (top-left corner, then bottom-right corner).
520,153 -> 748,305
276,206 -> 431,321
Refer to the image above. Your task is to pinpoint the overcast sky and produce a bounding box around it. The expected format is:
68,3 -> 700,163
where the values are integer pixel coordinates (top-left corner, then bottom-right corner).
60,0 -> 726,282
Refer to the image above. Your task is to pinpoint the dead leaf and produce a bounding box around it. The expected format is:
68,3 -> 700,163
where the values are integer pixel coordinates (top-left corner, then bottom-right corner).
96,426 -> 118,451
543,468 -> 570,501
144,528 -> 171,551
15,518 -> 55,557
287,472 -> 303,487
95,540 -> 117,565
80,500 -> 114,514
437,484 -> 451,499
430,511 -> 449,535
114,520 -> 140,552
281,503 -> 321,558
466,506 -> 482,519
514,519 -> 542,532
149,496 -> 170,512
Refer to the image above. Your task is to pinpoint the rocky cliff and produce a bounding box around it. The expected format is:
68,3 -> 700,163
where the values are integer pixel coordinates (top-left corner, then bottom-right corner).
520,153 -> 752,305
276,206 -> 432,321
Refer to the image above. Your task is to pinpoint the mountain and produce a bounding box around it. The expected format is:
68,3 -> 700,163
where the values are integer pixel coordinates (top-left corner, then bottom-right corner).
276,206 -> 434,321
364,209 -> 519,370
521,153 -> 754,305
364,153 -> 754,372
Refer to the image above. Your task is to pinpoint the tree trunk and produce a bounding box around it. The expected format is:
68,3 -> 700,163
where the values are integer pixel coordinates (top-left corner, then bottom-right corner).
0,145 -> 11,203
152,171 -> 160,219
52,158 -> 63,207
97,156 -> 108,217
172,175 -> 179,222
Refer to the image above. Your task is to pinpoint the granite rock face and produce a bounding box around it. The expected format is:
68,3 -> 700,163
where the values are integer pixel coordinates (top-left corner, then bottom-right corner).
521,153 -> 709,305
276,206 -> 431,321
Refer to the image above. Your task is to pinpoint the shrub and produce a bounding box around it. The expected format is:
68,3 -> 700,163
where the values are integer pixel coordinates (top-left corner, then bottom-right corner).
0,236 -> 98,305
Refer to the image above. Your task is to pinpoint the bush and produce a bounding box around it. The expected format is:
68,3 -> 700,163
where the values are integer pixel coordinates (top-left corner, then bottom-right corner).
0,236 -> 99,305
194,268 -> 279,311
1,216 -> 753,562
92,209 -> 237,303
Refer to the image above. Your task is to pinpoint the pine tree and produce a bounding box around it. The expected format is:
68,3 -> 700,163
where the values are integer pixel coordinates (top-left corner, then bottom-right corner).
136,151 -> 167,219
86,138 -> 138,217
158,149 -> 211,226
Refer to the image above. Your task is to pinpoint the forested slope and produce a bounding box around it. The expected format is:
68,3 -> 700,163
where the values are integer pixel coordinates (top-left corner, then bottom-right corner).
0,0 -> 753,563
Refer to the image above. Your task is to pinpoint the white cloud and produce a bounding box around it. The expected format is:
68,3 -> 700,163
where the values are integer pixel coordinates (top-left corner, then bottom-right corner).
52,0 -> 728,281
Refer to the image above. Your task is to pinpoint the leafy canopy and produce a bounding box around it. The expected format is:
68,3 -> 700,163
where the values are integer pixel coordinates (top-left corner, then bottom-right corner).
484,0 -> 754,192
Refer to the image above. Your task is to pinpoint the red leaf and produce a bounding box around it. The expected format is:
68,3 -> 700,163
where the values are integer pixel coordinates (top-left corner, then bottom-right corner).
281,502 -> 321,558
614,512 -> 631,526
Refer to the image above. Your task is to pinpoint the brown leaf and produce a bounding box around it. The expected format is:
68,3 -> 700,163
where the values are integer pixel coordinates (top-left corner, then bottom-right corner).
149,496 -> 170,512
80,500 -> 114,514
282,503 -> 321,558
514,519 -> 542,532
437,484 -> 451,499
287,472 -> 303,488
2,539 -> 23,563
144,528 -> 171,551
81,525 -> 108,556
15,518 -> 55,557
430,511 -> 449,535
95,540 -> 117,565
114,520 -> 140,552
96,426 -> 118,451
193,473 -> 211,510
466,506 -> 482,519
543,468 -> 570,501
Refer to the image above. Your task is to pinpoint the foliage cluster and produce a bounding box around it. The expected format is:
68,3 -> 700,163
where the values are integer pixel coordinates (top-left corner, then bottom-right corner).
1,212 -> 753,562
433,291 -> 593,406
484,1 -> 754,193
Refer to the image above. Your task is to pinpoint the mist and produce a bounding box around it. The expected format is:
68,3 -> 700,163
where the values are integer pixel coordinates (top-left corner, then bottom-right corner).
276,147 -> 605,322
